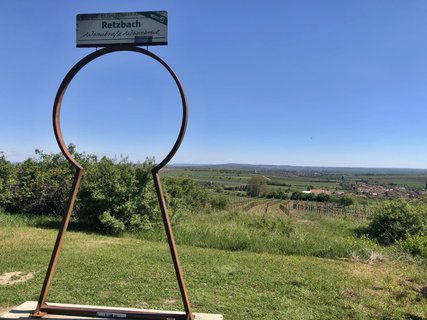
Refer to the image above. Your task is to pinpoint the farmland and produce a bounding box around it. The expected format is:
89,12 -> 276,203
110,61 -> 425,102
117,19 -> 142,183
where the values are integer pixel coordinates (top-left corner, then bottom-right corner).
161,164 -> 427,200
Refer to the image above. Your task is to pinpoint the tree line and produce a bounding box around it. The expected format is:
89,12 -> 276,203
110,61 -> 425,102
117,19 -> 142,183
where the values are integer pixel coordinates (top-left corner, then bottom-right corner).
290,191 -> 356,206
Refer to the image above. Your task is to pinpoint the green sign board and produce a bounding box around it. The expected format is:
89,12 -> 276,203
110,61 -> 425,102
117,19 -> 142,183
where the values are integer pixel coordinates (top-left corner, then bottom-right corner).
76,11 -> 168,47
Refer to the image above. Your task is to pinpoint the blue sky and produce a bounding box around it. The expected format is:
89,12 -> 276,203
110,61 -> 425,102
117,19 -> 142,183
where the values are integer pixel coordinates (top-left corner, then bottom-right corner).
0,1 -> 426,168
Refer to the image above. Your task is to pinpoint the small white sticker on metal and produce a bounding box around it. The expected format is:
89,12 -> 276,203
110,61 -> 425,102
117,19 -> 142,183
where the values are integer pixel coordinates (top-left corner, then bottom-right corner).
96,312 -> 127,318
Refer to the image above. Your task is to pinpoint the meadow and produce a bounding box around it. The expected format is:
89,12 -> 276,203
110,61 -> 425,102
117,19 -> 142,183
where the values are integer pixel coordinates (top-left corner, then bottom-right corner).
1,205 -> 426,320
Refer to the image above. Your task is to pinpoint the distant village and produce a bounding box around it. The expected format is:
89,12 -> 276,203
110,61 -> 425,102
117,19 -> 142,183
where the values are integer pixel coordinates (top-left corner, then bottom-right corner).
351,182 -> 427,199
303,183 -> 427,200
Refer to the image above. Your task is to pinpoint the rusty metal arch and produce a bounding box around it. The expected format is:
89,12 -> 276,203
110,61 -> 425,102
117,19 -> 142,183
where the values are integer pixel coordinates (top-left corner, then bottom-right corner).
33,46 -> 194,320
53,46 -> 188,171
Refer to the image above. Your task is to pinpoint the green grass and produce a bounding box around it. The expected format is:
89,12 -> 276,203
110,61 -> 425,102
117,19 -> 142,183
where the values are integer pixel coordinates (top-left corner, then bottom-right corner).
1,210 -> 426,319
136,209 -> 395,261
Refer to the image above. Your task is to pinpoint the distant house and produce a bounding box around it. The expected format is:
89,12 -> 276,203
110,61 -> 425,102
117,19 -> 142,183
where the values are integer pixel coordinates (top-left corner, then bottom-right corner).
201,180 -> 214,187
311,189 -> 331,195
305,189 -> 331,195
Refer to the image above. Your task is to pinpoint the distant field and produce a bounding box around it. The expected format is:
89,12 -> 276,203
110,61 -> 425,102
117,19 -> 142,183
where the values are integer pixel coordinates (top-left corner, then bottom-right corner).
161,167 -> 427,191
161,168 -> 343,191
161,168 -> 252,185
360,174 -> 426,188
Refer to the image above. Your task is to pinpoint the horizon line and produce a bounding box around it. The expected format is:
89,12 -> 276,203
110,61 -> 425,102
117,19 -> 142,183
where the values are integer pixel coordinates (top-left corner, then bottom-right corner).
169,162 -> 427,171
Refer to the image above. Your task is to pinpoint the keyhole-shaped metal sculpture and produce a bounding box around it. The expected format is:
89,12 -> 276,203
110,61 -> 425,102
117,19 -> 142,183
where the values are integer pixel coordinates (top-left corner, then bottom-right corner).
32,46 -> 194,320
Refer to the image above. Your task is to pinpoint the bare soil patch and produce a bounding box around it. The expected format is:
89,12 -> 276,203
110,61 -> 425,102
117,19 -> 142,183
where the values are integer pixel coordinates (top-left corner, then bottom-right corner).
0,271 -> 34,285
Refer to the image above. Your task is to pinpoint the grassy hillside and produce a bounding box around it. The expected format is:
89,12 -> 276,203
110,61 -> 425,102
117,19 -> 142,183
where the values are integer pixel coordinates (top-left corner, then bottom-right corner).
0,212 -> 426,319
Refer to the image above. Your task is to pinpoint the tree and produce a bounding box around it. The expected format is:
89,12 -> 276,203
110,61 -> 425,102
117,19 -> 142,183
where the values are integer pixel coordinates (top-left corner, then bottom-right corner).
338,194 -> 356,207
0,153 -> 16,208
291,191 -> 308,200
247,176 -> 267,197
316,193 -> 331,203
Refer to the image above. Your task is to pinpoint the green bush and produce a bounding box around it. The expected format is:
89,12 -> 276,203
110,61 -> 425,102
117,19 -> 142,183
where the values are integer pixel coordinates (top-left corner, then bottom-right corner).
99,210 -> 126,234
264,189 -> 289,200
9,150 -> 75,215
316,193 -> 332,202
2,147 -> 316,236
208,194 -> 230,210
0,147 -> 215,234
397,234 -> 427,258
367,200 -> 427,245
338,194 -> 357,207
77,156 -> 160,233
0,153 -> 15,208
163,177 -> 209,210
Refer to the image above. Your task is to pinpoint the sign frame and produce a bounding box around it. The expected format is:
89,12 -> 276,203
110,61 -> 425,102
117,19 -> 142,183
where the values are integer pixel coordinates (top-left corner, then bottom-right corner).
31,46 -> 195,320
76,11 -> 168,48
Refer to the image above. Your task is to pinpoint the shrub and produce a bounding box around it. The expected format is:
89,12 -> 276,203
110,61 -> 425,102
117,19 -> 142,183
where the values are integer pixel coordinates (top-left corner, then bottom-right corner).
0,147 -> 174,234
305,193 -> 317,201
316,193 -> 331,202
276,190 -> 289,199
99,210 -> 126,234
264,189 -> 289,200
0,153 -> 15,208
397,234 -> 427,258
209,194 -> 230,210
338,194 -> 357,207
367,199 -> 427,245
9,150 -> 75,215
0,147 -> 232,234
163,177 -> 209,211
77,156 -> 159,233
291,191 -> 305,200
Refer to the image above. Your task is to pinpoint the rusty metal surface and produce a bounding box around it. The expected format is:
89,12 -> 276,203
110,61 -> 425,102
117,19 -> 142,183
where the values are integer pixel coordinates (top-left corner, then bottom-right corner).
33,46 -> 193,320
4,302 -> 223,320
40,305 -> 187,320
